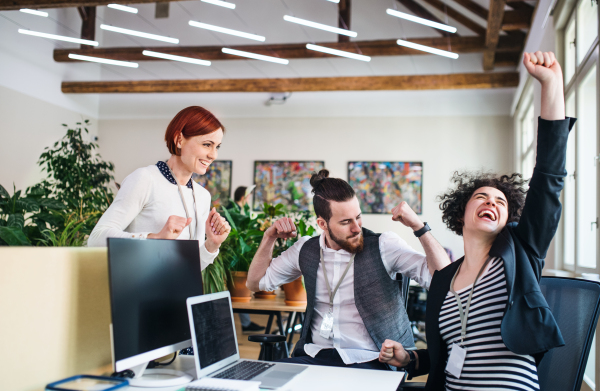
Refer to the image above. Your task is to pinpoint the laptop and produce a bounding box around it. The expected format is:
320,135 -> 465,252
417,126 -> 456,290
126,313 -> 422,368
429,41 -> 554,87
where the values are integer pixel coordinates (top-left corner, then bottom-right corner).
186,291 -> 307,389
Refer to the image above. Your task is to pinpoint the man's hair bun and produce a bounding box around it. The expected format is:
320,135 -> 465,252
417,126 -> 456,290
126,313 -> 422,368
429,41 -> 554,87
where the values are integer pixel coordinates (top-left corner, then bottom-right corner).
310,169 -> 330,190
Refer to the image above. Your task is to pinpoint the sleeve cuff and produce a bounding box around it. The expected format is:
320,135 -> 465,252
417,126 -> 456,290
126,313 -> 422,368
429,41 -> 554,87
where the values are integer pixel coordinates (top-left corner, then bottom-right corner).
200,242 -> 219,270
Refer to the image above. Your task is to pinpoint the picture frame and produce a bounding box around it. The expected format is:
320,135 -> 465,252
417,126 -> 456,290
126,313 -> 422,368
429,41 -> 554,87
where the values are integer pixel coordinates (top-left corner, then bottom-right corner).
192,160 -> 233,209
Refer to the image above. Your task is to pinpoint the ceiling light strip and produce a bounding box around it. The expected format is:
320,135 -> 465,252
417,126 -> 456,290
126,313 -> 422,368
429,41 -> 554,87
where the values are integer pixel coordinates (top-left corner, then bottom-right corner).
396,39 -> 459,59
19,9 -> 48,17
284,15 -> 357,37
100,24 -> 179,44
142,50 -> 212,66
107,4 -> 138,13
189,21 -> 265,42
201,0 -> 236,9
68,53 -> 139,68
18,29 -> 98,46
327,0 -> 340,3
221,48 -> 289,64
306,44 -> 371,62
386,9 -> 457,33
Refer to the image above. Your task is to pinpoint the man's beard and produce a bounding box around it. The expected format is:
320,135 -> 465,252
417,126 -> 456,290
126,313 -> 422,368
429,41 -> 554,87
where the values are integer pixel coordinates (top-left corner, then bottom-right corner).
328,227 -> 364,253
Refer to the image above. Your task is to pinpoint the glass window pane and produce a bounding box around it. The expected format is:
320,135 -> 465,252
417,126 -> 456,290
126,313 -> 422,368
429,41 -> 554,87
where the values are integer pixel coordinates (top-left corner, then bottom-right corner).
521,104 -> 535,155
564,93 -> 576,266
577,0 -> 599,65
565,18 -> 576,85
577,65 -> 597,269
523,149 -> 535,179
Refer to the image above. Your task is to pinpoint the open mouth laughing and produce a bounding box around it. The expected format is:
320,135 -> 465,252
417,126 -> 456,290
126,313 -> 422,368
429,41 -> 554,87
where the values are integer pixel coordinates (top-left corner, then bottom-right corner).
477,209 -> 497,222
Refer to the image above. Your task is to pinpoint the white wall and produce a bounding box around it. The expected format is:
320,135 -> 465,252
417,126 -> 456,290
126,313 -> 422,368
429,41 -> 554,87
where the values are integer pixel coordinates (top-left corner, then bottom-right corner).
0,85 -> 98,193
98,115 -> 513,259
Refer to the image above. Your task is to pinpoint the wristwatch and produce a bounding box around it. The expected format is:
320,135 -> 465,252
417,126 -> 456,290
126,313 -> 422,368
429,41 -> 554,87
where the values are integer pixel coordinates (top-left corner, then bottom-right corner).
404,350 -> 417,375
413,222 -> 431,238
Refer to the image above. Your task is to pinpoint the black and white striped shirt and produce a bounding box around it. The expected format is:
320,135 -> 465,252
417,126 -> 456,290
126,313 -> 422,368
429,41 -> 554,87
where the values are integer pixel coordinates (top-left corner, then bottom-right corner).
439,257 -> 540,390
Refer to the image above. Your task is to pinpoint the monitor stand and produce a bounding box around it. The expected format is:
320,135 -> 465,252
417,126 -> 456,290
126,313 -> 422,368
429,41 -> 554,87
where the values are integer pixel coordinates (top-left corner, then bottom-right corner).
127,361 -> 194,388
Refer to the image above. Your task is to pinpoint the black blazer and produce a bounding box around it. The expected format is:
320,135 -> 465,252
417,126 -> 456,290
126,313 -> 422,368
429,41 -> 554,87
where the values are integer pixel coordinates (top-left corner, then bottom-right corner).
415,117 -> 576,391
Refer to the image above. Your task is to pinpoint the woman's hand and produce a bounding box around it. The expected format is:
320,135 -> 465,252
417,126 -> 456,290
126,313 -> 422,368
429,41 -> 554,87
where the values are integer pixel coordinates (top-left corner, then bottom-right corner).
148,215 -> 192,240
523,51 -> 565,120
391,201 -> 424,232
379,339 -> 410,367
205,208 -> 231,252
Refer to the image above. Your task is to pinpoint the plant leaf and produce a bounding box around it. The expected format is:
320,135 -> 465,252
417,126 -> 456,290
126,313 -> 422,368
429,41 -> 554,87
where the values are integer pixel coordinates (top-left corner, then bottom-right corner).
0,184 -> 8,199
0,226 -> 31,246
7,214 -> 25,229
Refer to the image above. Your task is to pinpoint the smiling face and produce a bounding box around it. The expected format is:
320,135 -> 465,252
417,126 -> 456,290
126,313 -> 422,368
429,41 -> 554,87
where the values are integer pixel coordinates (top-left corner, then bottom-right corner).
318,196 -> 364,253
462,186 -> 509,237
177,128 -> 223,175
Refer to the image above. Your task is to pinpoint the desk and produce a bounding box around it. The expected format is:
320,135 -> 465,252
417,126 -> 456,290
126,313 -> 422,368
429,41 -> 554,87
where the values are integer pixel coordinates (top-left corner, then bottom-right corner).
232,292 -> 306,357
101,355 -> 405,391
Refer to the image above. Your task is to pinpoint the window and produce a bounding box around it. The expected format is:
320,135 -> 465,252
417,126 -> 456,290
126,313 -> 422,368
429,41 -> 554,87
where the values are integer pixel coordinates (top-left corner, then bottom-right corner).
577,0 -> 599,65
566,18 -> 577,85
516,86 -> 535,180
563,92 -> 576,268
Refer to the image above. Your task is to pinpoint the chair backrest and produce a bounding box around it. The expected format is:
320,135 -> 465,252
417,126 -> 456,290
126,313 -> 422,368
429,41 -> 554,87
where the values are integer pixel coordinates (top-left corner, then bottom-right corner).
538,276 -> 600,391
396,274 -> 411,310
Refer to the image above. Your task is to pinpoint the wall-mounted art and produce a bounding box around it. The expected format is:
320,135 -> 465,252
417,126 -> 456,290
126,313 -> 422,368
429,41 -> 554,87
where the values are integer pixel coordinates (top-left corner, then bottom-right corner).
192,160 -> 232,209
253,161 -> 325,211
348,161 -> 423,214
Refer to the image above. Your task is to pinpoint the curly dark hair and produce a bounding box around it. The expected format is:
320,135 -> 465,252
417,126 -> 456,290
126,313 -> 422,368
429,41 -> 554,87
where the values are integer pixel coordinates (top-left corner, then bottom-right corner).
437,171 -> 528,236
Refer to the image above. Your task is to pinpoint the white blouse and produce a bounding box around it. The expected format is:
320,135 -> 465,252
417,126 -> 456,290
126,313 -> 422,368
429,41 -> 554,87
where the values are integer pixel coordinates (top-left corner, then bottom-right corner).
88,164 -> 219,270
259,232 -> 431,364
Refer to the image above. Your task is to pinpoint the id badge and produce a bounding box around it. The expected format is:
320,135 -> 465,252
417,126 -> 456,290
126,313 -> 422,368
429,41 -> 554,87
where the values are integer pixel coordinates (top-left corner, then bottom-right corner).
445,343 -> 466,378
319,311 -> 334,339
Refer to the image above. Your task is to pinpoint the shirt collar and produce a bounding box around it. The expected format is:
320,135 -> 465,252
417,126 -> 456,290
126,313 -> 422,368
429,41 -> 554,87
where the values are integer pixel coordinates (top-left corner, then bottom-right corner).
156,161 -> 193,189
319,232 -> 351,255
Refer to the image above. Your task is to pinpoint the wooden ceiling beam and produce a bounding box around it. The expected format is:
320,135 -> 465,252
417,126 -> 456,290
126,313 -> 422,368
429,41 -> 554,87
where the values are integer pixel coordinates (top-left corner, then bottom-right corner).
421,0 -> 487,36
61,72 -> 519,93
396,0 -> 454,36
502,10 -> 534,30
483,0 -> 506,70
338,0 -> 351,43
451,0 -> 488,20
54,36 -> 524,63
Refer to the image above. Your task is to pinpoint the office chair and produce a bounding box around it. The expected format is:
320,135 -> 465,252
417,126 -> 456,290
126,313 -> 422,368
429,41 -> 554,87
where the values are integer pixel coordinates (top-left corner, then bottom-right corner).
399,276 -> 600,390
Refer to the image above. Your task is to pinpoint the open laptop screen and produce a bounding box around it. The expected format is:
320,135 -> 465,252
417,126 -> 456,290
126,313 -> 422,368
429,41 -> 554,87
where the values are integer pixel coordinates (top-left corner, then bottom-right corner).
190,297 -> 238,369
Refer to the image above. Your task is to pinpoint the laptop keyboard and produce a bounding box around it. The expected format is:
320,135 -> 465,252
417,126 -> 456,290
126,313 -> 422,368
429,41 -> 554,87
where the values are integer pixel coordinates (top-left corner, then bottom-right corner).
213,361 -> 275,381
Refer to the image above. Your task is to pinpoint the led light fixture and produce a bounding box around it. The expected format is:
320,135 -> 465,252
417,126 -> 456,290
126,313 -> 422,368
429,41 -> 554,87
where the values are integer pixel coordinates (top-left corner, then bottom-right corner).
386,9 -> 457,33
189,21 -> 265,42
18,29 -> 98,46
327,0 -> 340,3
201,0 -> 236,9
221,48 -> 289,64
20,9 -> 48,17
306,44 -> 371,62
100,24 -> 179,44
283,15 -> 357,37
142,50 -> 211,66
68,53 -> 139,67
107,4 -> 138,13
396,39 -> 459,59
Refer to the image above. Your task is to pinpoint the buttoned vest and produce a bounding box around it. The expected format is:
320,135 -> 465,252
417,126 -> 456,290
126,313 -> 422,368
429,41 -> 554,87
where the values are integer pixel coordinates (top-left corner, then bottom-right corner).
293,227 -> 415,357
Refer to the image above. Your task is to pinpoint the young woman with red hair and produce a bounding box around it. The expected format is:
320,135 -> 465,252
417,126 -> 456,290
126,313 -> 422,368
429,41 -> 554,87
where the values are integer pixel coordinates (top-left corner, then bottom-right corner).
89,106 -> 231,270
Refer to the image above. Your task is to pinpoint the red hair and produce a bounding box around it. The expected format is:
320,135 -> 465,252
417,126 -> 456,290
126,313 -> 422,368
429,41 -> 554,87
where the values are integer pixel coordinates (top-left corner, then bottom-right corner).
164,106 -> 224,156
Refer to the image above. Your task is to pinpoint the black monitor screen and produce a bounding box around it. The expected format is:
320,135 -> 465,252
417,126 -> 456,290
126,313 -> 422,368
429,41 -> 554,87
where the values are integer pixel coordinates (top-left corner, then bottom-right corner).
107,238 -> 203,362
191,297 -> 237,369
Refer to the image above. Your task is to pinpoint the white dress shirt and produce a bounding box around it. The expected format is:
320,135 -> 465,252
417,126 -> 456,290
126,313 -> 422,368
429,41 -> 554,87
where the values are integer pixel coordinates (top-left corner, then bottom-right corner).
259,232 -> 431,364
87,164 -> 218,270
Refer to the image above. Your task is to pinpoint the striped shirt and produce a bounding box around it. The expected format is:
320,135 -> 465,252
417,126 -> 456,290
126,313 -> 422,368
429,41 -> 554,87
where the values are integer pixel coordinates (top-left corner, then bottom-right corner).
439,257 -> 540,390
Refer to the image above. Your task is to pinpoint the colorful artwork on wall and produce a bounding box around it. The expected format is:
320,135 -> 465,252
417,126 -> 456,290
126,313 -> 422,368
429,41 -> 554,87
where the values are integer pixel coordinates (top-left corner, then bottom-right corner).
253,161 -> 325,211
192,160 -> 232,209
348,161 -> 423,214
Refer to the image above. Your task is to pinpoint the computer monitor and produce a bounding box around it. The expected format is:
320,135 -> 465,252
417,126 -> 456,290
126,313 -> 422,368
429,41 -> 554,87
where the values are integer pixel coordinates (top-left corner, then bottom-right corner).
107,238 -> 203,385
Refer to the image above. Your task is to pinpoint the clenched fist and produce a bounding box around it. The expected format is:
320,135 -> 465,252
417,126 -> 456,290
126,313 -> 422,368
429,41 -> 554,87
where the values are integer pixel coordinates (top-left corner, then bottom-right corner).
265,217 -> 298,239
391,201 -> 424,232
148,215 -> 192,240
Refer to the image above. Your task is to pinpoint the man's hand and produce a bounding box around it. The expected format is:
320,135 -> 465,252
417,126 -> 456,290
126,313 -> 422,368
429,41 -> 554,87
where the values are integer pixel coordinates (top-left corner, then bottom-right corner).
392,201 -> 424,231
265,217 -> 298,239
148,215 -> 192,239
379,339 -> 410,368
205,207 -> 231,252
524,51 -> 565,120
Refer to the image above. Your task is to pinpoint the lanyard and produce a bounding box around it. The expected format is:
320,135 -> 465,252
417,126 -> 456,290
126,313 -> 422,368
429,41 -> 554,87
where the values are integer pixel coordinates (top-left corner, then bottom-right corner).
449,256 -> 492,346
320,248 -> 355,313
166,163 -> 199,240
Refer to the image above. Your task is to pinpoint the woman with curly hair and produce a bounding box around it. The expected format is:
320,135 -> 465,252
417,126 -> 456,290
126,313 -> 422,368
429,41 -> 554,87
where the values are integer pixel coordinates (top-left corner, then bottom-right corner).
378,51 -> 576,391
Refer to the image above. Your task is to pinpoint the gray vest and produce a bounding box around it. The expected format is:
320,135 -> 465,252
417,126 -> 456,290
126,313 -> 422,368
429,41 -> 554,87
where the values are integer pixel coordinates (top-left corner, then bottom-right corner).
293,227 -> 415,357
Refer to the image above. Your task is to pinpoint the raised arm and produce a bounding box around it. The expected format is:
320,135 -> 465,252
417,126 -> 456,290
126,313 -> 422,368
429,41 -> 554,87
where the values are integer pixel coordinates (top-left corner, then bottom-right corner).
246,217 -> 299,292
515,52 -> 575,263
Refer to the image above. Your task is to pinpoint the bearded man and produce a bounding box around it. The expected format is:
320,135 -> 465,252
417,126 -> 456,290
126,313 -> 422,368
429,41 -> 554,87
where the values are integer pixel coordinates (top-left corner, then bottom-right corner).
246,170 -> 450,370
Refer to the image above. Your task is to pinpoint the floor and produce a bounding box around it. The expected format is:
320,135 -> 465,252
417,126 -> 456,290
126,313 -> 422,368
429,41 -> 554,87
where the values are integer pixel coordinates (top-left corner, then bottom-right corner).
233,314 -> 428,383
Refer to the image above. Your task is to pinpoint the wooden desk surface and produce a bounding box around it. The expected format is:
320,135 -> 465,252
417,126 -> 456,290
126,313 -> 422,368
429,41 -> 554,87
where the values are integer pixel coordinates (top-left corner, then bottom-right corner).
232,291 -> 306,312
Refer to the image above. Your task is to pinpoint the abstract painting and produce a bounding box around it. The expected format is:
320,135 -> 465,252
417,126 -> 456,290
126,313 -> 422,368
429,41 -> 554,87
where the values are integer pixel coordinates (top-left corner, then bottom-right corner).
253,161 -> 325,211
192,160 -> 232,209
348,161 -> 423,214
